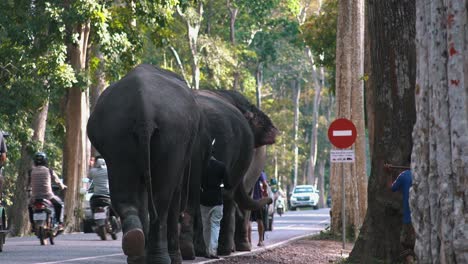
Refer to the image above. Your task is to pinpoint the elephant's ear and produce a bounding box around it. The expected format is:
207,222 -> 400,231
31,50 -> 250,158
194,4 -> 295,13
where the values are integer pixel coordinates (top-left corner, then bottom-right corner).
243,111 -> 254,120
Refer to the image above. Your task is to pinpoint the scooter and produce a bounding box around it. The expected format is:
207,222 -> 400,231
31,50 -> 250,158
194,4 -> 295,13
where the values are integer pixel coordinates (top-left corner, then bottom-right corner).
32,198 -> 60,245
91,194 -> 120,240
276,195 -> 285,217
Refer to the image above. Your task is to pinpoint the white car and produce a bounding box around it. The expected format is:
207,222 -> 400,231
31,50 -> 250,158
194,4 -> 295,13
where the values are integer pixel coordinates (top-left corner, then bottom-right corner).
289,185 -> 320,210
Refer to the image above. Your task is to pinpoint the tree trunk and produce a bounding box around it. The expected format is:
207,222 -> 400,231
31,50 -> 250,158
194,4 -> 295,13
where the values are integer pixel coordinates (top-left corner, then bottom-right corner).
292,79 -> 301,187
306,48 -> 322,186
349,0 -> 416,262
8,100 -> 49,236
63,22 -> 90,232
330,0 -> 366,239
255,62 -> 263,109
178,2 -> 204,90
412,1 -> 468,262
227,0 -> 240,91
317,160 -> 326,208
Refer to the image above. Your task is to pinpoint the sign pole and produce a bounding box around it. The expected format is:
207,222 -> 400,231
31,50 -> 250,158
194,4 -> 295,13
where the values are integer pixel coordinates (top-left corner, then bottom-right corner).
342,163 -> 345,250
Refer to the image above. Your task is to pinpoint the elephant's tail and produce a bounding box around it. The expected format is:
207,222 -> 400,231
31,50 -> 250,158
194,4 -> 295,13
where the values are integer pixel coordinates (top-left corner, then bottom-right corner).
138,123 -> 159,224
234,184 -> 272,211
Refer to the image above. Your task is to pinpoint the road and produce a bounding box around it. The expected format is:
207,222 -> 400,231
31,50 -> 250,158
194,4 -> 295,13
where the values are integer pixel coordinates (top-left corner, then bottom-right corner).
0,208 -> 330,264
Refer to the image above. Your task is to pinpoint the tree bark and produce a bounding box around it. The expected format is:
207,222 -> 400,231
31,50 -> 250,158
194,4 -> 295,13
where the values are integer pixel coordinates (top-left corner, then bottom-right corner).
292,79 -> 301,187
255,62 -> 263,109
306,48 -> 322,187
63,22 -> 90,232
8,100 -> 49,236
177,2 -> 204,90
330,0 -> 366,239
412,1 -> 468,262
227,0 -> 240,91
349,0 -> 416,262
317,160 -> 326,208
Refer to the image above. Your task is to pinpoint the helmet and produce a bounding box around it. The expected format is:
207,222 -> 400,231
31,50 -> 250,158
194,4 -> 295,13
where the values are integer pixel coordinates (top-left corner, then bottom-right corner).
94,157 -> 106,168
34,152 -> 47,166
269,178 -> 277,185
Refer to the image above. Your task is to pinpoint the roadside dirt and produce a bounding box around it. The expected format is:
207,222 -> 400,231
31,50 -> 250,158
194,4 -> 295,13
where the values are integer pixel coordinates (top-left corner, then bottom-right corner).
213,238 -> 354,264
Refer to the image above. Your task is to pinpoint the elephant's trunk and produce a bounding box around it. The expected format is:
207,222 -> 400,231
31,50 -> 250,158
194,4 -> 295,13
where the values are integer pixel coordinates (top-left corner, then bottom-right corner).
234,184 -> 272,211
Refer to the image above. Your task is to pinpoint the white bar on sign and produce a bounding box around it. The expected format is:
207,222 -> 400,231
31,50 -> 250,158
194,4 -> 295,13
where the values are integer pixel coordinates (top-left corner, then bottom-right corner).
333,130 -> 352,136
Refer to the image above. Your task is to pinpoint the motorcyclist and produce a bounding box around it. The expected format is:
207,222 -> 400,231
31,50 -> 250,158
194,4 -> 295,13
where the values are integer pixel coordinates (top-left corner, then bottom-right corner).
0,131 -> 8,200
87,156 -> 111,211
28,152 -> 67,231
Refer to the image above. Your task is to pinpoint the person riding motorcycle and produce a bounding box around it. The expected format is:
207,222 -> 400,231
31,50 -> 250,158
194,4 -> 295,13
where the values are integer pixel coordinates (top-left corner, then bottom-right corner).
28,152 -> 67,231
87,157 -> 111,212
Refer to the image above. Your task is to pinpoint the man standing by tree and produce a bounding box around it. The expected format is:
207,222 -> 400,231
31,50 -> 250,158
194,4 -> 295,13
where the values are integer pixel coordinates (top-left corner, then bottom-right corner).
387,156 -> 415,264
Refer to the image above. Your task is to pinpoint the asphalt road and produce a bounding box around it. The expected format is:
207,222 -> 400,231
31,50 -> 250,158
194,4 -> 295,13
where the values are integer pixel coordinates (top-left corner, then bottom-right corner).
0,208 -> 330,264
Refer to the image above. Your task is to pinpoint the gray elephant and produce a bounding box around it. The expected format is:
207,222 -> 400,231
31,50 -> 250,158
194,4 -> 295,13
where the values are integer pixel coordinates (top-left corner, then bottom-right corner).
87,64 -> 202,264
179,90 -> 278,259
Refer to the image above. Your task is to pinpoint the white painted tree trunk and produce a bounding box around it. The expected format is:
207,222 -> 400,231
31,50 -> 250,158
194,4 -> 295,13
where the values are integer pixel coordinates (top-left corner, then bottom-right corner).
330,0 -> 366,238
412,1 -> 468,262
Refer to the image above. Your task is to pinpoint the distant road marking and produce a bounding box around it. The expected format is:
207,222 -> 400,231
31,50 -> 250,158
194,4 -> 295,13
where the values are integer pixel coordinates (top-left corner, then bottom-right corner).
33,253 -> 124,264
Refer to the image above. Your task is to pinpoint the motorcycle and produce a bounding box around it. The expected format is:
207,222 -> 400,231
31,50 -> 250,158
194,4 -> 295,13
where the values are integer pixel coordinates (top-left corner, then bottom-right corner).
90,194 -> 121,240
32,198 -> 60,245
276,195 -> 285,217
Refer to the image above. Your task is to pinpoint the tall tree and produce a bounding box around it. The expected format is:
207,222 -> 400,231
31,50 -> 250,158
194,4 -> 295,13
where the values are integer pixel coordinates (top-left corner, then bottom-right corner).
292,79 -> 301,187
177,1 -> 204,90
349,0 -> 416,262
330,0 -> 366,239
412,1 -> 468,262
62,1 -> 91,231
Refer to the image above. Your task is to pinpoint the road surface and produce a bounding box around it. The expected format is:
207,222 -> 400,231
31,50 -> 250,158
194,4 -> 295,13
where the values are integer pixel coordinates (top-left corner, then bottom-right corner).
0,208 -> 329,264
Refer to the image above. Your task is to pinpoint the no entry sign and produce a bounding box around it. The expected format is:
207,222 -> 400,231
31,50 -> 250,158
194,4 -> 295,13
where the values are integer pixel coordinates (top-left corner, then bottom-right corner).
328,118 -> 357,149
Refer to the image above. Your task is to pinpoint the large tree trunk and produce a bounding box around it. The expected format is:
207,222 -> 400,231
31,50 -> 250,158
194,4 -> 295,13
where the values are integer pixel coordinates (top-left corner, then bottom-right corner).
349,0 -> 416,262
317,160 -> 326,208
330,0 -> 366,239
227,0 -> 240,91
306,48 -> 322,187
178,2 -> 204,90
411,1 -> 468,262
8,101 -> 49,236
63,22 -> 90,232
292,79 -> 301,187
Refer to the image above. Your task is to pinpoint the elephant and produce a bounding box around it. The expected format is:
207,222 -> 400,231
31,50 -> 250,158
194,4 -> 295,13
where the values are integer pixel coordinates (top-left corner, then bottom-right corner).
87,64 -> 203,264
179,90 -> 278,259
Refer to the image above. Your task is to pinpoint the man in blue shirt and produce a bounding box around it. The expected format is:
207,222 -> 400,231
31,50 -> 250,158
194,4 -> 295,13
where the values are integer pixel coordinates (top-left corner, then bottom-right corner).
389,159 -> 415,263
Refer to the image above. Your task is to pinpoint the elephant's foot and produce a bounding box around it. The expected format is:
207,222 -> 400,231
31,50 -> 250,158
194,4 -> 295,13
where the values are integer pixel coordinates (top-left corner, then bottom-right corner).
235,240 -> 251,252
127,255 -> 146,264
146,253 -> 171,264
217,246 -> 233,256
169,251 -> 183,264
123,228 -> 145,257
180,240 -> 195,260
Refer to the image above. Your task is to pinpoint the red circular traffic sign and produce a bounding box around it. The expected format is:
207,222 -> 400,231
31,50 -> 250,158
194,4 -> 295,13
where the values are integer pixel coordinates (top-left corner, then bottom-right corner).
328,118 -> 357,149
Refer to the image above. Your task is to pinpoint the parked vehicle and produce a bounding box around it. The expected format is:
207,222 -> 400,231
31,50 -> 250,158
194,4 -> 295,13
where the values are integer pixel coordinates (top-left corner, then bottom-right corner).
289,185 -> 320,211
80,179 -> 94,233
31,198 -> 60,245
276,195 -> 285,216
90,194 -> 121,240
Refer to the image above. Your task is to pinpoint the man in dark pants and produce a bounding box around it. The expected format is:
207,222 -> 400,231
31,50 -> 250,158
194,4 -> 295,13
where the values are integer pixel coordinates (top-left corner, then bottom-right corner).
200,154 -> 228,259
248,170 -> 269,247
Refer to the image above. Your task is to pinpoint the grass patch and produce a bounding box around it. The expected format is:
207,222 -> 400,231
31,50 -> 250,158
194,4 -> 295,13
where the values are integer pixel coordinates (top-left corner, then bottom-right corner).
309,227 -> 342,241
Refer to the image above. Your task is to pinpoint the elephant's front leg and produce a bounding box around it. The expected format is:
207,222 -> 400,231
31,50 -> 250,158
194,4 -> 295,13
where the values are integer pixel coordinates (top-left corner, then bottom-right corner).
234,208 -> 251,251
217,199 -> 235,256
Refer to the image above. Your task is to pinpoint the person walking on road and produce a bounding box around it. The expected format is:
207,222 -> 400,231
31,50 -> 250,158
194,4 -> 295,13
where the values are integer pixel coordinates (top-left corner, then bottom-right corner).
248,170 -> 269,247
200,154 -> 228,259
